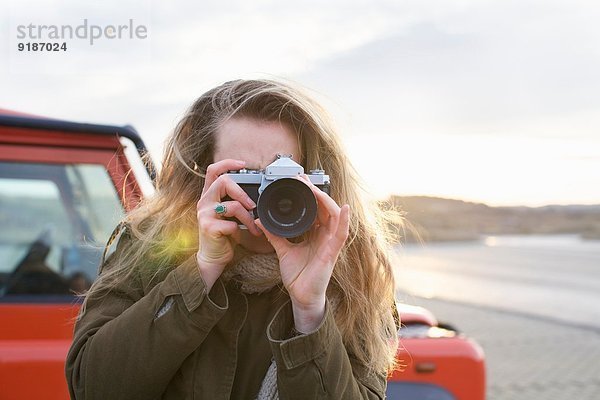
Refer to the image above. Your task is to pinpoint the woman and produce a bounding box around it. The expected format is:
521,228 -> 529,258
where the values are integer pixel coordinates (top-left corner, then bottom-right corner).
66,79 -> 399,399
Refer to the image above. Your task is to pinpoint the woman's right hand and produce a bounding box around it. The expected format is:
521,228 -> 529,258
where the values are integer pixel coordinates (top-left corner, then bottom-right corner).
195,159 -> 261,291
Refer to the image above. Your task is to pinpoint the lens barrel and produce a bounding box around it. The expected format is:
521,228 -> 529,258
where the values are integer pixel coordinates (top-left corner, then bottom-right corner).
257,178 -> 317,238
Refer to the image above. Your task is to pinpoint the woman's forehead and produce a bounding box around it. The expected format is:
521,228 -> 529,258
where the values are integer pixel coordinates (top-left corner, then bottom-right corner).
214,118 -> 301,169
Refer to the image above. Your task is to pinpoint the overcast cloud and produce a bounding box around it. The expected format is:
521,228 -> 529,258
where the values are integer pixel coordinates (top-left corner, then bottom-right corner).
1,0 -> 598,205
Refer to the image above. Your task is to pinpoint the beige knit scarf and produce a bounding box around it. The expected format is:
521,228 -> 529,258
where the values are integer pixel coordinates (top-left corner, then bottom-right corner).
222,248 -> 282,400
221,249 -> 282,295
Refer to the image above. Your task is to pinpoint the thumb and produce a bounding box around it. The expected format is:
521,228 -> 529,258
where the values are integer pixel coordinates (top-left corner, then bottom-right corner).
255,218 -> 289,255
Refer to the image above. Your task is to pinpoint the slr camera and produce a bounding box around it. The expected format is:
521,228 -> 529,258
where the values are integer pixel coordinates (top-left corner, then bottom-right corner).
225,155 -> 330,238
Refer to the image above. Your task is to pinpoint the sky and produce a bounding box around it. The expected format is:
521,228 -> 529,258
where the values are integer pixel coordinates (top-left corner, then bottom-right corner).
1,0 -> 599,206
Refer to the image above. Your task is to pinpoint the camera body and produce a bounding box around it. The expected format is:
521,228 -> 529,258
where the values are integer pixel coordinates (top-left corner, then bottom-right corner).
225,155 -> 330,238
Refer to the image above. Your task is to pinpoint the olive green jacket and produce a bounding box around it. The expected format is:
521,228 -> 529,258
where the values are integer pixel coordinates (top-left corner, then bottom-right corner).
65,231 -> 387,399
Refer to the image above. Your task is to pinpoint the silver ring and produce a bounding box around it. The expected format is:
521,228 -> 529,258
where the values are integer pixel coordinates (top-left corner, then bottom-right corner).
214,203 -> 227,217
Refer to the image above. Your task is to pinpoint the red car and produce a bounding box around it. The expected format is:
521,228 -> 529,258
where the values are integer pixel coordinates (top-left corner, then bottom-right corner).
391,303 -> 485,399
0,109 -> 485,400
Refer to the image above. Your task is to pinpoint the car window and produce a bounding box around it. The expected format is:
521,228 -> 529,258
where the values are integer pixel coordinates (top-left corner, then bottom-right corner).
0,161 -> 124,298
386,382 -> 456,400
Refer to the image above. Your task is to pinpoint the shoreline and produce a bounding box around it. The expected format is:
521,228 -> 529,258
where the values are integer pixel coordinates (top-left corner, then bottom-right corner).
399,232 -> 600,246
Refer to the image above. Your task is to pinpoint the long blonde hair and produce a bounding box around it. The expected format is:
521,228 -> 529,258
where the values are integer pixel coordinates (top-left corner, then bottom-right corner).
84,79 -> 400,374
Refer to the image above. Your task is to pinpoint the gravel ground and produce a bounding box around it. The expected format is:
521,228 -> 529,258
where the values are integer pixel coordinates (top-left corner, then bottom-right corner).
398,293 -> 600,400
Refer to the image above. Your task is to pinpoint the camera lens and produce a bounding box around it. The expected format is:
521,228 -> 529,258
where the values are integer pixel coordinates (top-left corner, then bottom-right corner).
257,178 -> 317,238
275,198 -> 293,215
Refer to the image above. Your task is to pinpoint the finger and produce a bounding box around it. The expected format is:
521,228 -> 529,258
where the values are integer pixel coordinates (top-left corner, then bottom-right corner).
298,175 -> 339,215
309,183 -> 340,232
316,194 -> 330,228
316,204 -> 350,261
298,177 -> 330,228
206,201 -> 261,236
296,175 -> 337,229
333,204 -> 351,248
202,159 -> 246,196
255,218 -> 290,255
204,175 -> 256,209
199,218 -> 240,239
214,219 -> 240,237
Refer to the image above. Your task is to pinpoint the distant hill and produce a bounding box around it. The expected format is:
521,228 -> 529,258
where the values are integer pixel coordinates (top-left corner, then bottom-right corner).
388,196 -> 600,243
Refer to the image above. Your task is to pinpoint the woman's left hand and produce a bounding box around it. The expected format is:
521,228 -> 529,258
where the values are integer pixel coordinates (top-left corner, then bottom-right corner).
255,176 -> 350,333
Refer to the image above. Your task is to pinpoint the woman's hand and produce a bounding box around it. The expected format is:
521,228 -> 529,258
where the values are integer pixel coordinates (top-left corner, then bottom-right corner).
256,176 -> 350,333
196,159 -> 261,291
